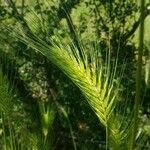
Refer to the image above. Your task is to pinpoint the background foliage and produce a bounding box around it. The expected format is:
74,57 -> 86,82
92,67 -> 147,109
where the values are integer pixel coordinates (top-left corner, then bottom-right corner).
0,0 -> 150,149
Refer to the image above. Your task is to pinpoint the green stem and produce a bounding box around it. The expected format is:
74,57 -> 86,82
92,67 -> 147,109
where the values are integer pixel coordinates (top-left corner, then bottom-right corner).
131,0 -> 145,149
21,0 -> 24,17
1,113 -> 7,150
8,119 -> 14,150
54,101 -> 77,150
106,124 -> 108,150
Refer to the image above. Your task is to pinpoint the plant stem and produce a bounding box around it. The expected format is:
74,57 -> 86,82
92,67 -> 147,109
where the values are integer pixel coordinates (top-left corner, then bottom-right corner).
131,0 -> 145,149
21,0 -> 24,17
1,113 -> 7,150
106,124 -> 108,150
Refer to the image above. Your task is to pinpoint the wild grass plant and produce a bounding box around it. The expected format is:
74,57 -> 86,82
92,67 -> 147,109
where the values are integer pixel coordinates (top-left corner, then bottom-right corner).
0,0 -> 150,149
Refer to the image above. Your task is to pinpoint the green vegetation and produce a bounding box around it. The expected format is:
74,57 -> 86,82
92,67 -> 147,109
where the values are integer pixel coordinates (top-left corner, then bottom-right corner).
0,0 -> 150,149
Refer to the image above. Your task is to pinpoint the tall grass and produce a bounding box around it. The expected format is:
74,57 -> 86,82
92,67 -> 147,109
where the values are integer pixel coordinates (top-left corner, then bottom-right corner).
131,0 -> 145,149
0,41 -> 55,150
9,23 -> 147,150
0,0 -> 149,149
